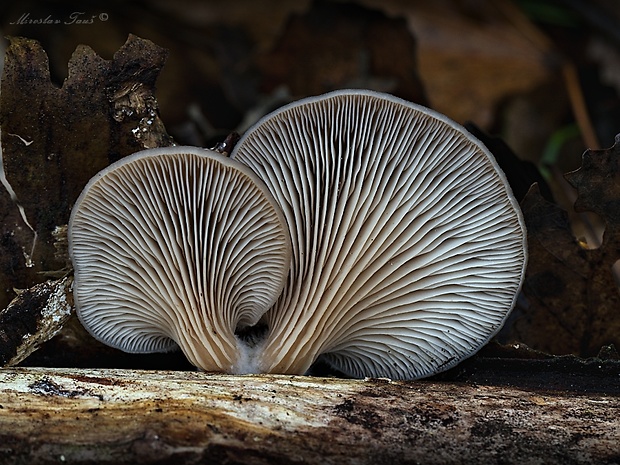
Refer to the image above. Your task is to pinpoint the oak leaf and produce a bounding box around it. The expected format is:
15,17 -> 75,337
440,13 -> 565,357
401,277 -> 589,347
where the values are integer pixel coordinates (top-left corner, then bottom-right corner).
509,137 -> 620,355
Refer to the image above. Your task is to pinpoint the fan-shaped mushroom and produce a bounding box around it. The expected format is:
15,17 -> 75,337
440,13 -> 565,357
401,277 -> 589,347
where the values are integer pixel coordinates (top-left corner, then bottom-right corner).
231,89 -> 527,379
70,90 -> 526,380
69,146 -> 291,373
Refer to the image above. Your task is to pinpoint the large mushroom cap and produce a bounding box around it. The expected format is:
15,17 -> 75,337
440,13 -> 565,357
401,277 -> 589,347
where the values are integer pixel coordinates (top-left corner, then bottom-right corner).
231,89 -> 527,380
69,146 -> 291,373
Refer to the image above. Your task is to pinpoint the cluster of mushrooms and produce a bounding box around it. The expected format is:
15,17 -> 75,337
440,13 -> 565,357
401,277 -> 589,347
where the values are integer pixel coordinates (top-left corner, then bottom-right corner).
69,90 -> 527,380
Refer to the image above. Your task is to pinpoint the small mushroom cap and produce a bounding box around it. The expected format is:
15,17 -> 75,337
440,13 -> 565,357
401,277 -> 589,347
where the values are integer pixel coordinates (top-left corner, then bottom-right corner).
231,89 -> 527,379
69,146 -> 291,372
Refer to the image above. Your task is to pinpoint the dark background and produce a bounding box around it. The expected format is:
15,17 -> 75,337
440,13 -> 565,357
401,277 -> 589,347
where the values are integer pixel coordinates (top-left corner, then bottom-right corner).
1,0 -> 620,369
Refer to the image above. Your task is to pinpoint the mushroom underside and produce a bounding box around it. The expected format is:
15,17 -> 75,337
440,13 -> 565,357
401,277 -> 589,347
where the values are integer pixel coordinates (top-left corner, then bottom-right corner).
231,89 -> 527,379
69,147 -> 291,373
69,90 -> 527,380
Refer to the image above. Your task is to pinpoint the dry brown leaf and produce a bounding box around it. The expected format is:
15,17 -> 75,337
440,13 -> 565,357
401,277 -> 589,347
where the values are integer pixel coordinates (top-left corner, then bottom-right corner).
507,137 -> 620,356
354,0 -> 554,128
257,1 -> 427,105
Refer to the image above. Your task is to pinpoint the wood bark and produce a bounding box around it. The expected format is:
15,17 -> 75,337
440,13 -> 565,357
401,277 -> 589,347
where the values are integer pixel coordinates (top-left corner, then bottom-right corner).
0,278 -> 73,367
0,367 -> 618,464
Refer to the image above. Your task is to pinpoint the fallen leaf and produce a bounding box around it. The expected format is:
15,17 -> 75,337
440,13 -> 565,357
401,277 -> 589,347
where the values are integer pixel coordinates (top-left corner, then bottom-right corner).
361,0 -> 554,128
505,137 -> 620,356
257,1 -> 427,105
565,135 -> 620,227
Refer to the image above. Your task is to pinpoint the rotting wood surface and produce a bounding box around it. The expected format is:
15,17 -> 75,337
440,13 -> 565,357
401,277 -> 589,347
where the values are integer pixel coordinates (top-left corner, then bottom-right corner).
0,368 -> 618,464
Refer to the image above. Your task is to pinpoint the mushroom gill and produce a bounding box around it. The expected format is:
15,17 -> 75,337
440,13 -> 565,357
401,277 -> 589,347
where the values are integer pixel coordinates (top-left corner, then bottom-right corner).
69,90 -> 527,380
69,146 -> 291,373
231,89 -> 527,379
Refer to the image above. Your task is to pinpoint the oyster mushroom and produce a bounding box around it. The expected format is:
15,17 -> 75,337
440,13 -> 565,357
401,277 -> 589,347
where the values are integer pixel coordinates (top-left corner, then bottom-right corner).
70,91 -> 527,380
231,89 -> 527,379
69,146 -> 291,373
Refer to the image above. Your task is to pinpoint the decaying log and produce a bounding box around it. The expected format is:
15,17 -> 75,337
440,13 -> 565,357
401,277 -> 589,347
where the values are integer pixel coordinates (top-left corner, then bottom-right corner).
0,277 -> 73,367
0,367 -> 618,464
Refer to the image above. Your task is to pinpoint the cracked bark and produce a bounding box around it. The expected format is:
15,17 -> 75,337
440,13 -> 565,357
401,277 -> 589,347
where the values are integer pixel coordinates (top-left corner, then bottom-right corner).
0,367 -> 618,465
